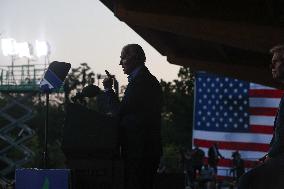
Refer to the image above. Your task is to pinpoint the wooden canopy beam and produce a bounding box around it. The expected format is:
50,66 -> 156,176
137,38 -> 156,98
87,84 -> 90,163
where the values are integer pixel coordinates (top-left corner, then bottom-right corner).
129,26 -> 175,56
167,56 -> 283,89
116,8 -> 284,54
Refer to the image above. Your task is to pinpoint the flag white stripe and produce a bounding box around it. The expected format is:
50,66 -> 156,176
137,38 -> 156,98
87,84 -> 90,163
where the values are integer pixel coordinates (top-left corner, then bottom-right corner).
199,147 -> 266,160
217,166 -> 252,177
250,83 -> 275,90
193,130 -> 272,144
249,98 -> 280,108
249,115 -> 275,126
217,167 -> 233,177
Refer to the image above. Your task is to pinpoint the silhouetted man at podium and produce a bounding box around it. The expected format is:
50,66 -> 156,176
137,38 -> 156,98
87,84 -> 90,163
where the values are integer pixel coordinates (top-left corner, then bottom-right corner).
238,45 -> 284,189
111,44 -> 163,189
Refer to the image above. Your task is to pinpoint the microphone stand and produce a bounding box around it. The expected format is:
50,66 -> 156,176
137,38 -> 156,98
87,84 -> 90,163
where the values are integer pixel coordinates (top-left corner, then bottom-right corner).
43,91 -> 49,168
39,61 -> 71,169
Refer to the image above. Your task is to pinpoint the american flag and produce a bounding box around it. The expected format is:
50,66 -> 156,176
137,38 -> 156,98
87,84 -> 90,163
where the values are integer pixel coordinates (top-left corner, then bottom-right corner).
193,72 -> 283,178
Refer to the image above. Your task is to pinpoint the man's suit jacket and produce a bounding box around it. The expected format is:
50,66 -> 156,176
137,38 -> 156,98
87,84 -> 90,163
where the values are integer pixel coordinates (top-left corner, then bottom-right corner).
118,66 -> 163,159
268,95 -> 284,157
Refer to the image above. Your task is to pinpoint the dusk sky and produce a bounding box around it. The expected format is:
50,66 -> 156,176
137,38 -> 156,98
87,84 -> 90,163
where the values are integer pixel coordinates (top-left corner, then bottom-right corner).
0,0 -> 180,86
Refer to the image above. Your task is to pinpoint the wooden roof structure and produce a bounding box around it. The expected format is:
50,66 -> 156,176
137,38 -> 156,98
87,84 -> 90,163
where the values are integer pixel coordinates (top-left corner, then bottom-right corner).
99,0 -> 284,88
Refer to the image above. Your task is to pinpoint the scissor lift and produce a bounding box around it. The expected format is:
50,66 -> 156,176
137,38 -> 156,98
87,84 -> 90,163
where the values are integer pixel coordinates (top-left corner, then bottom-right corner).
0,64 -> 46,186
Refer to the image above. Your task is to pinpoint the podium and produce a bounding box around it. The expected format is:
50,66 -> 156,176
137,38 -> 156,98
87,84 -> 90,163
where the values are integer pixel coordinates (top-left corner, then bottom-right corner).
15,169 -> 70,189
62,103 -> 123,189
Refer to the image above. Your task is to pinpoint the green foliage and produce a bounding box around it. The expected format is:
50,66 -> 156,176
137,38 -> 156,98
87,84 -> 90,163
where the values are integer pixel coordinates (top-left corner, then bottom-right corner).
64,63 -> 95,103
160,66 -> 195,172
161,67 -> 195,147
162,144 -> 183,173
27,100 -> 66,168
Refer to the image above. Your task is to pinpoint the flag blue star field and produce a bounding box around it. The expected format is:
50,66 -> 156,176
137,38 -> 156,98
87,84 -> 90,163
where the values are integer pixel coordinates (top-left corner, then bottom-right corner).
193,72 -> 283,177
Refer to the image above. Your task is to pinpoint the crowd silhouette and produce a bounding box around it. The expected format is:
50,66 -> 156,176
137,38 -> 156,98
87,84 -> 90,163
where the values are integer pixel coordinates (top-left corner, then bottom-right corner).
158,144 -> 249,189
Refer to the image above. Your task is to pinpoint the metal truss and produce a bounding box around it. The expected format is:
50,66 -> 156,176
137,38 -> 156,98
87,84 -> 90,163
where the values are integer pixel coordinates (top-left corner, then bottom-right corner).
0,93 -> 35,185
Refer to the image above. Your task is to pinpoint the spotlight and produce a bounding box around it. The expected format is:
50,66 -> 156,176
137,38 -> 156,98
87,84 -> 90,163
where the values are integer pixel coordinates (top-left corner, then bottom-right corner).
1,38 -> 17,56
35,40 -> 50,57
15,42 -> 32,58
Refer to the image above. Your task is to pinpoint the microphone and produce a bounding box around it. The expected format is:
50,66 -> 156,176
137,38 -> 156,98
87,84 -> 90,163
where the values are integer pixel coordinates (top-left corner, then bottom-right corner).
81,85 -> 101,97
105,70 -> 114,78
71,85 -> 101,102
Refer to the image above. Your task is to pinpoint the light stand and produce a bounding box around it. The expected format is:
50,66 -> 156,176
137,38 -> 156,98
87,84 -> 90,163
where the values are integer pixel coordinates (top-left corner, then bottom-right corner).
43,91 -> 49,168
39,61 -> 71,168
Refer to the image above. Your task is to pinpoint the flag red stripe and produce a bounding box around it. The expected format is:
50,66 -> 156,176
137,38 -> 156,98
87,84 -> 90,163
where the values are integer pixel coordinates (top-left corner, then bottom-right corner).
216,175 -> 233,181
250,125 -> 274,134
204,158 -> 258,169
249,107 -> 278,116
249,89 -> 284,98
194,139 -> 269,152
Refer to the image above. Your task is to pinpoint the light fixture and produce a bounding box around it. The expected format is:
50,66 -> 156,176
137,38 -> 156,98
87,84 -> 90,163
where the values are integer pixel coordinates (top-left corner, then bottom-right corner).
1,38 -> 17,56
15,42 -> 31,58
35,40 -> 50,57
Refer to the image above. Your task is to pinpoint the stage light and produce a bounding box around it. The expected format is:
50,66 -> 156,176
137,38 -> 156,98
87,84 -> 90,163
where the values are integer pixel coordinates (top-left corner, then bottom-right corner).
1,38 -> 17,56
15,42 -> 31,58
35,40 -> 49,57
